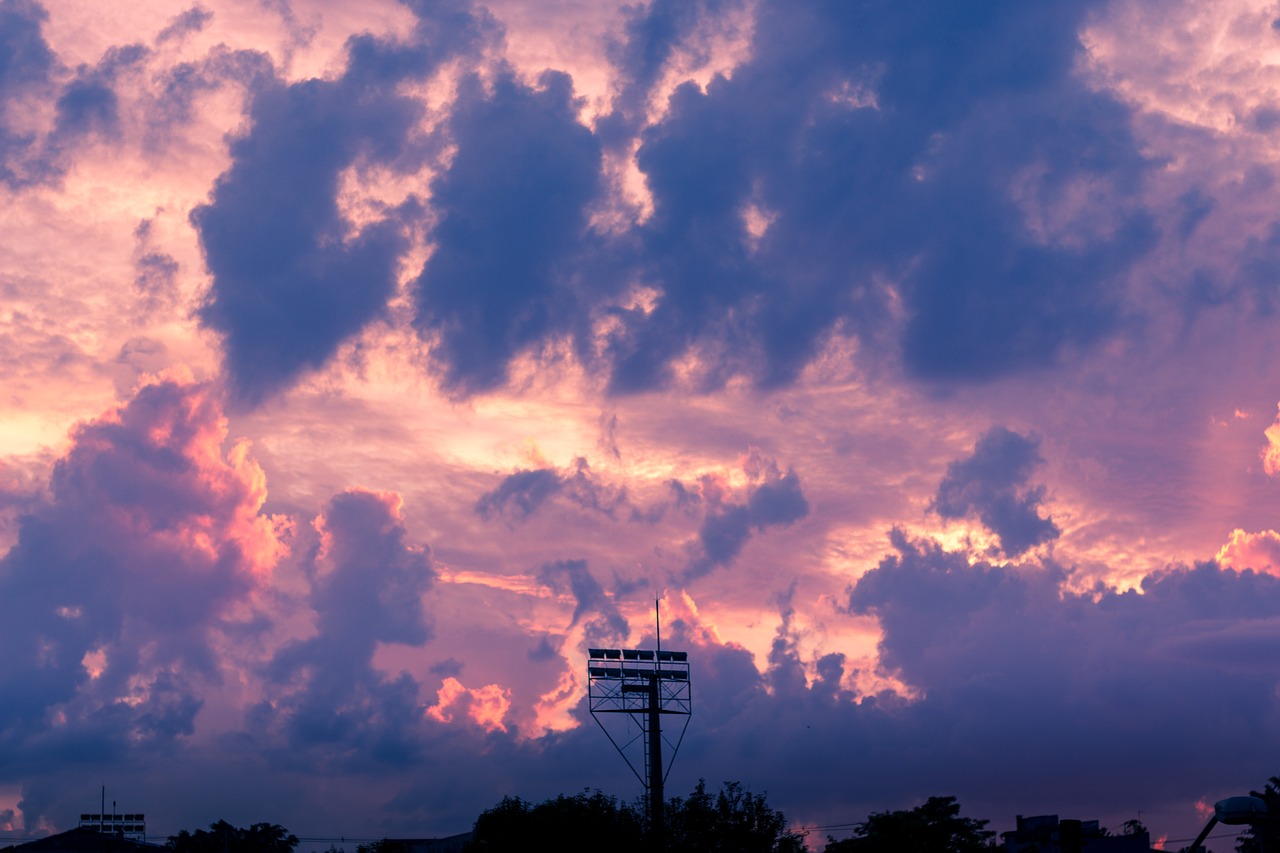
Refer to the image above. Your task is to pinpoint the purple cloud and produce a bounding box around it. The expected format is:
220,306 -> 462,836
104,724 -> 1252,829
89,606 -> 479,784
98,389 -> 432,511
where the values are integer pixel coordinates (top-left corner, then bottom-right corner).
538,558 -> 629,645
931,426 -> 1059,557
192,1 -> 492,404
0,0 -> 56,186
260,490 -> 434,764
0,375 -> 280,769
689,464 -> 809,577
50,43 -> 149,147
167,0 -> 1160,404
601,0 -> 1156,391
411,68 -> 603,396
155,6 -> 213,45
475,458 -> 629,522
842,531 -> 1280,816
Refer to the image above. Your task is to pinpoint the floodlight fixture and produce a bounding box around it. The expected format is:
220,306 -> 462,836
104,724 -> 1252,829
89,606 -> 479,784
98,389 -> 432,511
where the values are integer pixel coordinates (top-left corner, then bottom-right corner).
1187,795 -> 1270,852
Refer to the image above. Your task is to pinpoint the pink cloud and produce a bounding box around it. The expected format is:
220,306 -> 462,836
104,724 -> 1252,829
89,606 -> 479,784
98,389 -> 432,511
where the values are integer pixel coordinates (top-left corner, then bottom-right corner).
0,371 -> 286,758
426,676 -> 511,733
1216,527 -> 1280,575
1263,404 -> 1280,476
50,369 -> 285,583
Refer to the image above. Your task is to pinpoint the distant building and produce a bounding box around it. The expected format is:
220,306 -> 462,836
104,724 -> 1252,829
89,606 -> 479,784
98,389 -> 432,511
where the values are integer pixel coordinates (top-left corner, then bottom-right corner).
394,834 -> 472,853
1001,814 -> 1155,852
0,826 -> 160,852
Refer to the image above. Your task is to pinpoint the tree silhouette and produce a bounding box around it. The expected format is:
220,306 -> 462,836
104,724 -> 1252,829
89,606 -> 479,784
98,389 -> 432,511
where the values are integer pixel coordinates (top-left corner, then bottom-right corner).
465,789 -> 646,853
465,781 -> 803,852
1121,819 -> 1147,837
823,795 -> 995,852
167,820 -> 298,853
666,780 -> 805,853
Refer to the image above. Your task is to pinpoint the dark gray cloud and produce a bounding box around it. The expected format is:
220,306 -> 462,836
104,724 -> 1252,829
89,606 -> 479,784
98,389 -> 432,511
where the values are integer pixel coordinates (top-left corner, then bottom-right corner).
689,466 -> 808,577
258,490 -> 434,766
931,425 -> 1059,557
538,558 -> 628,645
191,79 -> 416,403
0,0 -> 56,186
156,5 -> 213,45
475,467 -> 564,520
0,0 -> 53,92
604,0 -> 1156,391
192,2 -> 492,404
402,0 -> 1157,397
168,0 -> 1166,403
411,68 -> 603,395
839,531 -> 1280,816
49,43 -> 148,147
475,458 -> 630,522
132,218 -> 180,314
596,0 -> 743,147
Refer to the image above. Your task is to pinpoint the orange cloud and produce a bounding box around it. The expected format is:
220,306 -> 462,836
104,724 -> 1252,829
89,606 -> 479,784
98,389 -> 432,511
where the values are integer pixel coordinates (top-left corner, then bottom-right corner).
1216,528 -> 1280,575
1264,404 -> 1280,476
426,676 -> 511,733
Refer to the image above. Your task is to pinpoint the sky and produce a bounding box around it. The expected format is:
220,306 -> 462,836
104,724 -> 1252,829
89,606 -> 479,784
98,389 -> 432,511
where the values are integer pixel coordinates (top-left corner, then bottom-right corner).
3,0 -> 1280,848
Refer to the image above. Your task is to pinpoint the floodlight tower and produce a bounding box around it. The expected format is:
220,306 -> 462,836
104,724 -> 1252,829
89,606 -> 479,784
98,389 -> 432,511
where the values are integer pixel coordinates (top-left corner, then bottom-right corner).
587,604 -> 691,848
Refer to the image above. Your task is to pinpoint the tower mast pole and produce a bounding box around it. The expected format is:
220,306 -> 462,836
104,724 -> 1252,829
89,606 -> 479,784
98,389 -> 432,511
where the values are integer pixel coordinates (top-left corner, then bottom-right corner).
649,598 -> 664,849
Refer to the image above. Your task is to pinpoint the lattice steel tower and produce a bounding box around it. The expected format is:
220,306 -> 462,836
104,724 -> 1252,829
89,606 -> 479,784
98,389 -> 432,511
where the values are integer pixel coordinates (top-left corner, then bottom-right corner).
587,605 -> 691,847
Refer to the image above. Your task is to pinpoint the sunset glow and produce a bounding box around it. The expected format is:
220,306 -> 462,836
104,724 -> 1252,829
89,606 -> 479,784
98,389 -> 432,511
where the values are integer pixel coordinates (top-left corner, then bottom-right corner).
5,0 -> 1280,847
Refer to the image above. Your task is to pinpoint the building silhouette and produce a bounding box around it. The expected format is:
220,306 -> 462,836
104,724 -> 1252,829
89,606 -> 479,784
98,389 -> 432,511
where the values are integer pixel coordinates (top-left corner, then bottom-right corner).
0,826 -> 158,852
1001,814 -> 1156,852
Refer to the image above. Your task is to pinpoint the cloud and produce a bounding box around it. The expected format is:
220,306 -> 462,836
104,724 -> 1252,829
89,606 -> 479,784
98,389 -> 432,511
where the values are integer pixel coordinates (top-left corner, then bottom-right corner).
191,75 -> 415,403
840,530 -> 1280,812
49,43 -> 149,148
538,558 -> 628,645
687,453 -> 809,578
475,467 -> 565,520
155,6 -> 213,45
260,489 -> 435,763
1227,222 -> 1280,316
597,0 -> 744,144
1216,527 -> 1280,575
145,46 -> 274,140
0,6 -> 159,185
0,0 -> 57,186
164,0 -> 1161,404
132,218 -> 181,315
930,425 -> 1059,557
0,373 -> 283,766
411,68 -> 603,396
192,1 -> 492,404
426,676 -> 511,733
1262,403 -> 1280,475
475,458 -> 629,522
598,0 -> 1156,392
